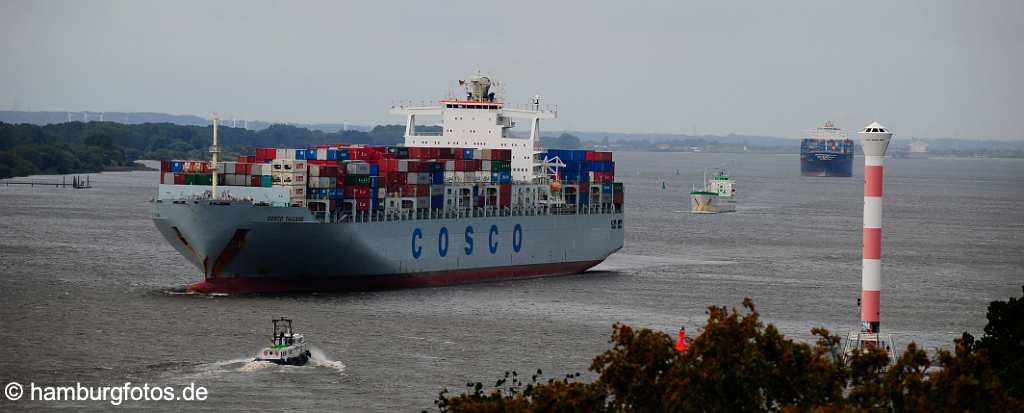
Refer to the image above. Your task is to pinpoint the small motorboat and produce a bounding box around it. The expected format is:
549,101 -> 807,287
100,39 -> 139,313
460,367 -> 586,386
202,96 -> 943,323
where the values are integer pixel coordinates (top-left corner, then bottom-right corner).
255,317 -> 311,365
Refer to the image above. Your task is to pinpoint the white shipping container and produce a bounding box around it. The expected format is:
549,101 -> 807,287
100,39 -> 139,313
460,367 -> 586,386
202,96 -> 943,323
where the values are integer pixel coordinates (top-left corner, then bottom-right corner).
444,171 -> 455,183
308,165 -> 320,177
346,162 -> 370,175
482,161 -> 491,171
398,160 -> 409,173
163,172 -> 175,184
276,149 -> 287,159
320,177 -> 334,188
445,160 -> 455,171
317,148 -> 328,161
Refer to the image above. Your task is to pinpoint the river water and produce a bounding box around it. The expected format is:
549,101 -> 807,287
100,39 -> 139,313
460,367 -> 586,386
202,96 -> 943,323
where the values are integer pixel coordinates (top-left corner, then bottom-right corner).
1,152 -> 1021,411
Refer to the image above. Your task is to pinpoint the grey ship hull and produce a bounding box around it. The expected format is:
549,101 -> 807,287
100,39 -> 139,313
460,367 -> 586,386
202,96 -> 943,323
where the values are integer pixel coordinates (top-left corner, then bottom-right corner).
152,201 -> 624,293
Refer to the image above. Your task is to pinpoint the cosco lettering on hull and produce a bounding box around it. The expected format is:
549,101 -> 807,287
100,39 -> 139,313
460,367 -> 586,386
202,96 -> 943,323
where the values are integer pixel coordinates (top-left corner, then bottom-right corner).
412,224 -> 523,258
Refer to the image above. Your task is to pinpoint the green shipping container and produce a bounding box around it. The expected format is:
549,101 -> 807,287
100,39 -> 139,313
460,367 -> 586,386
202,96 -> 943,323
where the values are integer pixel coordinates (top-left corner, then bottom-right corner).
194,174 -> 213,185
491,160 -> 511,172
184,174 -> 195,185
344,175 -> 371,185
260,175 -> 272,187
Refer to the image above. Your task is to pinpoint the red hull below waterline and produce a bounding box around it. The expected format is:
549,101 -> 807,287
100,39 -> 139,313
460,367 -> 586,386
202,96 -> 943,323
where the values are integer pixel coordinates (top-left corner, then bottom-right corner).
187,259 -> 604,294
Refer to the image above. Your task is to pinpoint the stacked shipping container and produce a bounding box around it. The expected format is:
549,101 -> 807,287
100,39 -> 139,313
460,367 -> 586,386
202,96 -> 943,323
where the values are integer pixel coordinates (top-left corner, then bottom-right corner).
159,145 -> 622,213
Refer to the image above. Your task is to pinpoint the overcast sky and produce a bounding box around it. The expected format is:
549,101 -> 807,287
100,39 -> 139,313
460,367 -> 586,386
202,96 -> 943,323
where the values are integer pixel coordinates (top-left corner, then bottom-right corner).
2,1 -> 1021,139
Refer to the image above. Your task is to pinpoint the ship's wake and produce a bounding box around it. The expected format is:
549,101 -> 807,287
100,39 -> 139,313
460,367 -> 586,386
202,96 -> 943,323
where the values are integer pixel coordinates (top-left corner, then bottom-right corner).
165,350 -> 345,381
307,347 -> 346,374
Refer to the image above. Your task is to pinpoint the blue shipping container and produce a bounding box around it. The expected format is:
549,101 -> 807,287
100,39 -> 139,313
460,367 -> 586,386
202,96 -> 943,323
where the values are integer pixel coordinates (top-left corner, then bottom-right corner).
170,161 -> 183,172
327,149 -> 338,161
370,164 -> 379,176
499,171 -> 511,183
338,149 -> 350,161
295,150 -> 306,160
432,172 -> 444,184
430,195 -> 444,209
462,148 -> 474,159
579,192 -> 590,204
602,183 -> 613,193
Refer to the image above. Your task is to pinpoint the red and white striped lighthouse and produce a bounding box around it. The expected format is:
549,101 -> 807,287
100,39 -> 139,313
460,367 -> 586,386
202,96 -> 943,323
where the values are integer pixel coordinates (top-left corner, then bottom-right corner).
857,122 -> 892,333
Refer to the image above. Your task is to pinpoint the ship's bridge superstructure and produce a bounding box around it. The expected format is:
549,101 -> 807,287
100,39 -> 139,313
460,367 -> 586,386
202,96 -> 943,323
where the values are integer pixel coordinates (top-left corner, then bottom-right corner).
806,120 -> 849,140
390,73 -> 557,182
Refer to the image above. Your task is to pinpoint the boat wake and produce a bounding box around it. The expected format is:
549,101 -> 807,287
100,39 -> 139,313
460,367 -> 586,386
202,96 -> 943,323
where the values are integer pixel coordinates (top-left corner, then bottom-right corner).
308,347 -> 346,374
168,349 -> 344,381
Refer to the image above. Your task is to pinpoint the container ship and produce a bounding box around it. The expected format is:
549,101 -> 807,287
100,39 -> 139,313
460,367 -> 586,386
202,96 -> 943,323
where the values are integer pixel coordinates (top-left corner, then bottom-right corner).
151,74 -> 624,293
800,121 -> 854,177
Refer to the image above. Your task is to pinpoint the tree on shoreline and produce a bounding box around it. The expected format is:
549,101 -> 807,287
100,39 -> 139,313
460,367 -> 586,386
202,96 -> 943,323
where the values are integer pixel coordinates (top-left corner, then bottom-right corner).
430,288 -> 1024,412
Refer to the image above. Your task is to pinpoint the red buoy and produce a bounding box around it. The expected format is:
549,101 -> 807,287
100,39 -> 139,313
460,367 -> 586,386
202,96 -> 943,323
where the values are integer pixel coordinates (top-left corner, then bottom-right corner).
675,327 -> 687,353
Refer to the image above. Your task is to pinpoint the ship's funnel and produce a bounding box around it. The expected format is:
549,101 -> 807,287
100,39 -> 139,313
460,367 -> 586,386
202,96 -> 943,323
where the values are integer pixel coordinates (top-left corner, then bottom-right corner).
857,121 -> 892,334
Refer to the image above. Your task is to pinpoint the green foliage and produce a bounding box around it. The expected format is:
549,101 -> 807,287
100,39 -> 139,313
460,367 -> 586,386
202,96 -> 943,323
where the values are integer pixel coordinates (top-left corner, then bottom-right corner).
979,286 -> 1024,398
541,133 -> 582,149
0,121 -> 419,178
433,289 -> 1024,412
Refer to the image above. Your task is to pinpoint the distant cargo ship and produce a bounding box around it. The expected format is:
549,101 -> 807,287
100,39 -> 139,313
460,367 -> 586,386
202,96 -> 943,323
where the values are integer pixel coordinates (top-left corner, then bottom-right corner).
908,138 -> 929,159
151,73 -> 624,293
800,121 -> 853,177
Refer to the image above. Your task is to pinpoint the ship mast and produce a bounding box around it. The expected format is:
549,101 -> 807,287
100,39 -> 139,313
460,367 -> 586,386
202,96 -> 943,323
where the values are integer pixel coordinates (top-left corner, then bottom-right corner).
210,113 -> 221,199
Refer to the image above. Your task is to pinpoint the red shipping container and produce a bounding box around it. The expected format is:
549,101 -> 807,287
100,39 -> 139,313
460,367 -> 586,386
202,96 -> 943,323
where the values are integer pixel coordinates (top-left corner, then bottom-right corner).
250,175 -> 261,187
613,192 -> 624,203
408,147 -> 424,159
355,199 -> 371,211
585,151 -> 597,161
160,161 -> 171,174
200,162 -> 210,174
387,172 -> 408,185
346,185 -> 370,199
173,173 -> 185,185
499,184 -> 511,207
379,159 -> 397,172
492,149 -> 511,160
